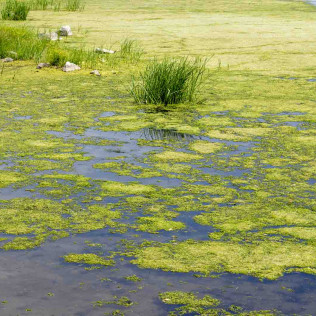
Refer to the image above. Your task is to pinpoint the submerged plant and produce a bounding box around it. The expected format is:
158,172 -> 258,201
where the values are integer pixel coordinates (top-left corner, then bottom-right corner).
131,57 -> 207,105
1,0 -> 30,20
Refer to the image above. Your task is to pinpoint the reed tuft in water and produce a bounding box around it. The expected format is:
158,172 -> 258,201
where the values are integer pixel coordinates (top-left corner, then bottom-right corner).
131,57 -> 207,105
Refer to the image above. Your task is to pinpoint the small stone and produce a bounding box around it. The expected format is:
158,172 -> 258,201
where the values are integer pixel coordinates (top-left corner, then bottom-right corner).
95,47 -> 116,54
90,70 -> 101,76
38,32 -> 58,41
62,61 -> 81,72
36,63 -> 51,69
59,25 -> 72,36
3,57 -> 13,63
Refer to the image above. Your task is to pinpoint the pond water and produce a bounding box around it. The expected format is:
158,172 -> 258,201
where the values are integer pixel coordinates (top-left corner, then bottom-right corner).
1,98 -> 316,315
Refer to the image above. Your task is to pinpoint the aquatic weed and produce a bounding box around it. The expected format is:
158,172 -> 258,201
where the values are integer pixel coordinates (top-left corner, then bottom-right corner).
131,57 -> 207,105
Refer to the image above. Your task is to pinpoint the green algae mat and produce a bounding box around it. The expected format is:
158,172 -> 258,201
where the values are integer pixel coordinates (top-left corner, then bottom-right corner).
1,0 -> 316,314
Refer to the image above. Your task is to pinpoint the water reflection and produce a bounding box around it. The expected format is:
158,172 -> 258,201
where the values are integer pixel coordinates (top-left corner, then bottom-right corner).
141,127 -> 198,142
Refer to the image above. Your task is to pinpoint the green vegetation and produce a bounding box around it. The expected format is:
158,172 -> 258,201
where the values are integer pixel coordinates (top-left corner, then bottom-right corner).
124,275 -> 142,282
119,38 -> 143,62
0,25 -> 99,67
64,253 -> 115,267
46,44 -> 99,67
0,25 -> 46,60
131,57 -> 207,105
1,0 -> 30,20
159,291 -> 277,315
65,0 -> 83,11
133,239 -> 316,280
93,296 -> 133,307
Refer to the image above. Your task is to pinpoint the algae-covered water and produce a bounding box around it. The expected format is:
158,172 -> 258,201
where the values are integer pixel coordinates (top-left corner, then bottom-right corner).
1,0 -> 316,315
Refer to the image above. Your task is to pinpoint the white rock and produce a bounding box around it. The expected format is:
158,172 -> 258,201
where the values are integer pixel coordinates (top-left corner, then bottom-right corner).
95,47 -> 116,54
90,70 -> 101,76
62,62 -> 80,72
59,25 -> 72,36
3,57 -> 13,63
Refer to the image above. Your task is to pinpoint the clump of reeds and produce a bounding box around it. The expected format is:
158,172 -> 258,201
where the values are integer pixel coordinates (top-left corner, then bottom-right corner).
1,0 -> 30,20
0,25 -> 47,60
131,57 -> 207,105
119,39 -> 143,62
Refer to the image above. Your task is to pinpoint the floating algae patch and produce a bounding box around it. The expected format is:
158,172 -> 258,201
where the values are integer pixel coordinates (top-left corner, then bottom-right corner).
205,129 -> 247,142
67,204 -> 123,233
188,140 -> 224,154
151,151 -> 203,162
133,239 -> 316,280
194,203 -> 316,234
37,174 -> 93,198
99,180 -> 156,196
93,161 -> 162,178
0,198 -> 123,249
64,253 -> 115,267
0,198 -> 70,250
135,215 -> 185,233
0,170 -> 28,188
34,152 -> 92,161
197,116 -> 237,127
12,159 -> 73,173
159,291 -> 276,315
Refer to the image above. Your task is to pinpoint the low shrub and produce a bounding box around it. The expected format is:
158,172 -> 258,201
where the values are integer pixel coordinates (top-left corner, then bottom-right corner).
131,57 -> 207,105
1,0 -> 30,20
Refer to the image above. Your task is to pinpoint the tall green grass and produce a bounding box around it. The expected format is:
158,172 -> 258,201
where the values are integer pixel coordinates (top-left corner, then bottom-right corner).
131,57 -> 207,105
0,25 -> 47,60
1,0 -> 30,20
0,25 -> 99,67
29,0 -> 52,10
119,39 -> 143,62
27,0 -> 82,11
65,0 -> 83,11
46,45 -> 99,67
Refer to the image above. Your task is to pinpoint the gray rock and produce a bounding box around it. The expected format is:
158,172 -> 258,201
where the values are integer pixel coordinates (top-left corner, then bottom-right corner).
38,32 -> 59,41
62,61 -> 80,72
90,70 -> 101,76
95,47 -> 116,54
59,25 -> 72,36
3,57 -> 13,63
36,63 -> 51,69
